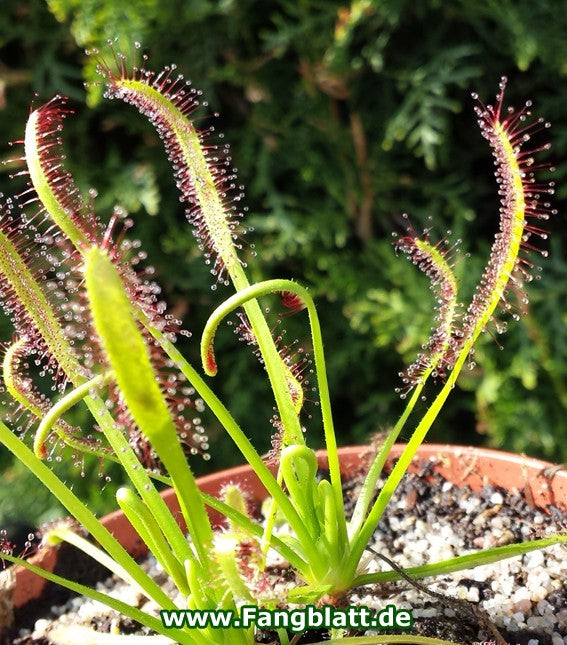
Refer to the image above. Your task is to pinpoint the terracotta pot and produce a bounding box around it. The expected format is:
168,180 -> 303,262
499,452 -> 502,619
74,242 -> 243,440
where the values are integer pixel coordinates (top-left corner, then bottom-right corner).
6,444 -> 567,616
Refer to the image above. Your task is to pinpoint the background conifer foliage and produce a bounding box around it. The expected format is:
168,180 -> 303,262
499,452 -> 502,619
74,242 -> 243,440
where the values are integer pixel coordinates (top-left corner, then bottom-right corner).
0,0 -> 566,526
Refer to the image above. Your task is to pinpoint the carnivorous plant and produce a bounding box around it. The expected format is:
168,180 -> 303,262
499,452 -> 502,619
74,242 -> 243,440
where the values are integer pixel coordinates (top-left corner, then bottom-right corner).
0,46 -> 565,645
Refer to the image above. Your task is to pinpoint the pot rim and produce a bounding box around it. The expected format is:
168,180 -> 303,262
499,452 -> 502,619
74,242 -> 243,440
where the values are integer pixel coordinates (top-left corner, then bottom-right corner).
8,443 -> 566,609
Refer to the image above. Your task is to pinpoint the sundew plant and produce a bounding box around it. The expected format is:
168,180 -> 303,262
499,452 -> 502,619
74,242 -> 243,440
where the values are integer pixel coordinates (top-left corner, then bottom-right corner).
0,47 -> 565,645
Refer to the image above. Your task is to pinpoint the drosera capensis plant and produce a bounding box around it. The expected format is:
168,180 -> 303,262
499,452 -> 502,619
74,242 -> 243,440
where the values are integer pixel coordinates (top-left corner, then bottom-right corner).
0,43 -> 565,645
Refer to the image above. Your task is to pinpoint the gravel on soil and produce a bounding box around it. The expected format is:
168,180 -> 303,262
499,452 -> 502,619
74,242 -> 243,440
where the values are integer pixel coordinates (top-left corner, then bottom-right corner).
10,456 -> 567,645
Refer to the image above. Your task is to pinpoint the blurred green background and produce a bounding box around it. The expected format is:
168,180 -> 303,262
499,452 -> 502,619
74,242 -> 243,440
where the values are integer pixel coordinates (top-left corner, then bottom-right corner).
0,0 -> 566,530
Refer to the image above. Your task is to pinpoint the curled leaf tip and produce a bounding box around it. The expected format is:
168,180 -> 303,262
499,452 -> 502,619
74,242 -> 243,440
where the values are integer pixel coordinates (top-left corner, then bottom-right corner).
204,347 -> 218,377
394,228 -> 460,392
24,96 -> 100,248
279,290 -> 306,314
94,52 -> 244,284
464,79 -> 554,345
